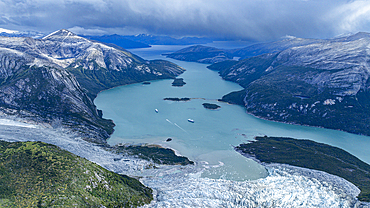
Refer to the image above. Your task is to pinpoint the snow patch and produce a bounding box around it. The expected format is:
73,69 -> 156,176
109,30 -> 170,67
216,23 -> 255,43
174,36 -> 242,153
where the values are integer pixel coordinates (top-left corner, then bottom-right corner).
323,99 -> 336,105
0,118 -> 37,128
42,30 -> 61,40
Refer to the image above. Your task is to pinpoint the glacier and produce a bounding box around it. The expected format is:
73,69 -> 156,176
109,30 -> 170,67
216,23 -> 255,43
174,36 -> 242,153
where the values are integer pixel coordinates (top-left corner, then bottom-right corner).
0,118 -> 368,208
141,164 -> 363,208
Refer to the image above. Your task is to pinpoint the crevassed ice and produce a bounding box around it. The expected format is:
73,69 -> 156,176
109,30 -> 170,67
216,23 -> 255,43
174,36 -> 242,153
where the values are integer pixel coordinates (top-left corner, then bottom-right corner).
0,120 -> 366,208
141,164 -> 361,208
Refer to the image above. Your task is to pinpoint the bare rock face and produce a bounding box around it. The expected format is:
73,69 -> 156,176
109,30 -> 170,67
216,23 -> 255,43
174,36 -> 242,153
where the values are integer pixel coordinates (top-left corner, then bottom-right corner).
215,32 -> 370,136
0,29 -> 185,143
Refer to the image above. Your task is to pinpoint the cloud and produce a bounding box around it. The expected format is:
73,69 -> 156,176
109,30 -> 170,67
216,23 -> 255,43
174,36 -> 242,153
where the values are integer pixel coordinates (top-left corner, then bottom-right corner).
327,0 -> 370,34
68,26 -> 108,36
0,0 -> 370,40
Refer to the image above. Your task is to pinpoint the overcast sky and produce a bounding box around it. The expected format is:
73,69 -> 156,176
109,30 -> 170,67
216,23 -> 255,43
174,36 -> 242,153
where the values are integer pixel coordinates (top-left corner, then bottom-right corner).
1,0 -> 370,41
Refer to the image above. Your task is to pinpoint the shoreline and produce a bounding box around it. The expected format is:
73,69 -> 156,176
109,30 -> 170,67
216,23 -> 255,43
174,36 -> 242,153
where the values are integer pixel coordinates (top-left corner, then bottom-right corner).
235,136 -> 370,203
235,105 -> 369,137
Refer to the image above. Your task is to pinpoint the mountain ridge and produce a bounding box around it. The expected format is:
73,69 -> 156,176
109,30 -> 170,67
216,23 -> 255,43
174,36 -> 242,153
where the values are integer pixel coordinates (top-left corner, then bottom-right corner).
166,32 -> 370,64
83,34 -> 150,49
0,29 -> 185,143
209,32 -> 370,136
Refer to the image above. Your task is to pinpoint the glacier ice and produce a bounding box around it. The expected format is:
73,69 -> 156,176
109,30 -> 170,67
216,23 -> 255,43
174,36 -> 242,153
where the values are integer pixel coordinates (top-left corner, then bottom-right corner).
0,118 -> 368,208
141,164 -> 362,208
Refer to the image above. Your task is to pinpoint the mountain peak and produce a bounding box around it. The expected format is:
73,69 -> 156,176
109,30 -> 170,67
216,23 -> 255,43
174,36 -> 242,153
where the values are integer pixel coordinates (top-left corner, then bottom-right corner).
42,29 -> 80,40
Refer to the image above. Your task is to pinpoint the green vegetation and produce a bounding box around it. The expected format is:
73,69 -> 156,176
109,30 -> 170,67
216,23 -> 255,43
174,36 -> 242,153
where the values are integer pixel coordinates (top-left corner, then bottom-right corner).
171,78 -> 186,87
115,145 -> 194,165
0,141 -> 152,207
219,89 -> 246,106
236,136 -> 370,202
202,103 -> 221,110
164,97 -> 191,101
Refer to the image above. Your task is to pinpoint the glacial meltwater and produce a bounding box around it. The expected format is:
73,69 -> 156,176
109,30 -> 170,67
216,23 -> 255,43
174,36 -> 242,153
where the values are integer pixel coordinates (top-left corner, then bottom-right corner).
94,44 -> 370,183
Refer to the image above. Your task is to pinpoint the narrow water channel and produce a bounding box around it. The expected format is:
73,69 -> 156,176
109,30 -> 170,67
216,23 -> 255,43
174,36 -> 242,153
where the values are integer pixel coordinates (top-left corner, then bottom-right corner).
95,44 -> 370,182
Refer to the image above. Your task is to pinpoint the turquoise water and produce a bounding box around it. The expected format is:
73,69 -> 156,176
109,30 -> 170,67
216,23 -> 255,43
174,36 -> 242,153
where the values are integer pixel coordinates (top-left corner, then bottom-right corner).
94,45 -> 370,181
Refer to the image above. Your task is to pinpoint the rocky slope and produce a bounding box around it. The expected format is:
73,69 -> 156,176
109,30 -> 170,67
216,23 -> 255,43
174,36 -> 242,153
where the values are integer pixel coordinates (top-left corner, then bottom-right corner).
211,32 -> 370,136
0,29 -> 184,143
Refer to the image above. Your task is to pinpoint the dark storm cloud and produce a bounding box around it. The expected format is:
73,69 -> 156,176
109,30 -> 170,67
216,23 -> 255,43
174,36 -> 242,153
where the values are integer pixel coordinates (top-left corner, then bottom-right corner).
1,0 -> 370,40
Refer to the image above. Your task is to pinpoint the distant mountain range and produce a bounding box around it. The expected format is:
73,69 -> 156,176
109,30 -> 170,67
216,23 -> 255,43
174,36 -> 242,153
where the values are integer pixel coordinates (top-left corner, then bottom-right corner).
83,34 -> 151,49
122,34 -> 213,45
0,28 -> 213,49
83,34 -> 213,49
0,30 -> 45,39
169,32 -> 370,136
0,29 -> 184,143
166,33 -> 370,64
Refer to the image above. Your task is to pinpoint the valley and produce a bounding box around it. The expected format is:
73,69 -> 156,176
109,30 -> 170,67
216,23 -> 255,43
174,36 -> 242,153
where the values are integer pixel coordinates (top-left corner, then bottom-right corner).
168,33 -> 370,137
2,0 -> 370,207
95,44 -> 370,206
1,30 -> 370,207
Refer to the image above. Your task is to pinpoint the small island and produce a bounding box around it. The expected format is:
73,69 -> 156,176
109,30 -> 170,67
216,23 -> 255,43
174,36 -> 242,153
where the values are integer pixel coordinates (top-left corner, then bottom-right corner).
172,78 -> 186,87
164,97 -> 191,101
235,136 -> 370,202
202,103 -> 221,110
115,144 -> 194,166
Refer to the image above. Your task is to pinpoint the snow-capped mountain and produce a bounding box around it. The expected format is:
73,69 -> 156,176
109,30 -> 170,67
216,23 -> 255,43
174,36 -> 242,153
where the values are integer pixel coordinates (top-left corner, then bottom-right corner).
211,32 -> 370,136
0,28 -> 45,38
165,36 -> 328,64
0,29 -> 184,143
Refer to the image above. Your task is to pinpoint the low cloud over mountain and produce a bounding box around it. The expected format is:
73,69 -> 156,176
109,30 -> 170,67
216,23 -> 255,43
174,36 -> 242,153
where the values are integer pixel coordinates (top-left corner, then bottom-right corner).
1,0 -> 370,41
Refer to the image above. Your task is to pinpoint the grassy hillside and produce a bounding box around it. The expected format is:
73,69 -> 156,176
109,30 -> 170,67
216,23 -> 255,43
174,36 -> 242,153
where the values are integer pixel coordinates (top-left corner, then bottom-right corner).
236,136 -> 370,202
0,141 -> 152,207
